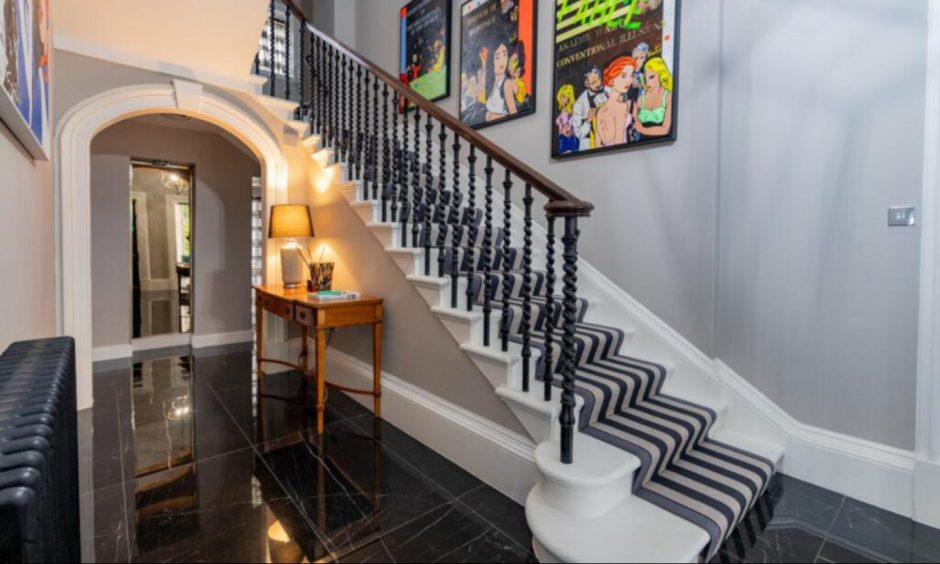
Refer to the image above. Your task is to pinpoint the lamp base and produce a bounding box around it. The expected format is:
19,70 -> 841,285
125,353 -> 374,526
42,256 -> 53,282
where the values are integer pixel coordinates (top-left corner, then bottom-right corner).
280,244 -> 306,290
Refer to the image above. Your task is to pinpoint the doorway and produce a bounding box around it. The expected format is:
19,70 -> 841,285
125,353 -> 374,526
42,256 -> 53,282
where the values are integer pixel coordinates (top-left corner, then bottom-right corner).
129,159 -> 195,340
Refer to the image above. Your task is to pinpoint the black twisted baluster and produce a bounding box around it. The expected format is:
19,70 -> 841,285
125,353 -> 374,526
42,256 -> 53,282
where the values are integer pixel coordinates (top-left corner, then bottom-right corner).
340,55 -> 348,164
399,101 -> 410,243
501,170 -> 512,353
299,17 -> 306,120
423,115 -> 434,276
356,63 -> 364,184
347,57 -> 355,166
436,122 -> 448,277
268,0 -> 276,96
254,53 -> 260,77
360,70 -> 369,200
482,156 -> 494,344
327,45 -> 334,148
381,85 -> 391,221
543,217 -> 557,398
284,5 -> 291,101
522,184 -> 534,393
559,216 -> 580,465
450,137 -> 462,308
410,108 -> 421,248
312,36 -> 320,134
370,74 -> 380,200
465,146 -> 478,312
391,92 -> 400,223
331,46 -> 338,150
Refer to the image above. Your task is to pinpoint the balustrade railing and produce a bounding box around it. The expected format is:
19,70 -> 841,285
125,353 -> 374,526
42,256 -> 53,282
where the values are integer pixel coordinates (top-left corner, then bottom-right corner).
259,0 -> 593,464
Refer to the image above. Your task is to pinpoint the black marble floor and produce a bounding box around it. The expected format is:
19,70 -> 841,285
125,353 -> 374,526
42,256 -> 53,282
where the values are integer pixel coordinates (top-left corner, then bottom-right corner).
79,348 -> 940,563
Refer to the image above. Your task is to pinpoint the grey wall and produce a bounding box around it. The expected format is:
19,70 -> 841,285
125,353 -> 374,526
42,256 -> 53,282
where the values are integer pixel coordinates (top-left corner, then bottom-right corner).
716,0 -> 927,449
0,124 -> 55,350
344,0 -> 723,356
90,120 -> 260,346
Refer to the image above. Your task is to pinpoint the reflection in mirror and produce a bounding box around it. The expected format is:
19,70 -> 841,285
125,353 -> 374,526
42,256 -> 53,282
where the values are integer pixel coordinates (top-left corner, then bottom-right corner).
130,160 -> 194,338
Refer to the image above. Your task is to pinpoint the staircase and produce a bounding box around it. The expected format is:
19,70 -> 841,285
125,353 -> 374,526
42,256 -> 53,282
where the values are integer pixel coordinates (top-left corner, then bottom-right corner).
255,2 -> 785,561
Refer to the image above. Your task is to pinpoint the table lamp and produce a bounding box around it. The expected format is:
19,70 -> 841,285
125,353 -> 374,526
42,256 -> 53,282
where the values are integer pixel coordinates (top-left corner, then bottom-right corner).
268,204 -> 314,289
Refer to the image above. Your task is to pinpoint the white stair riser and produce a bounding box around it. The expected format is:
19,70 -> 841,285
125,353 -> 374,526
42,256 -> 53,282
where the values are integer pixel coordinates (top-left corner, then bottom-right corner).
539,471 -> 634,520
367,224 -> 400,249
353,202 -> 380,225
462,348 -> 521,390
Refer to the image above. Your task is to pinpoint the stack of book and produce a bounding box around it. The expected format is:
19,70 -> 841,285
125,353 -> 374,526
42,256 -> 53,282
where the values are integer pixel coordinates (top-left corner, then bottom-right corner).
308,290 -> 361,303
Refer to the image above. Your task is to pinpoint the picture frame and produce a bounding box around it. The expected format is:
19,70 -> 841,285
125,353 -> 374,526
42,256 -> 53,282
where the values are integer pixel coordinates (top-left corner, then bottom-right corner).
0,0 -> 51,160
550,0 -> 680,159
458,0 -> 538,130
399,0 -> 453,106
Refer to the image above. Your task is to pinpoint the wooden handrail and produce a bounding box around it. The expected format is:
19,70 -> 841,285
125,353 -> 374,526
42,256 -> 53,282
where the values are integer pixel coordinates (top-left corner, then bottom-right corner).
282,3 -> 592,218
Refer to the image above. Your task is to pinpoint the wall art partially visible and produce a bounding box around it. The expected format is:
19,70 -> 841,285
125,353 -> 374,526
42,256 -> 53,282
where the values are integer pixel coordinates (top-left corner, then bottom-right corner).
400,0 -> 452,105
552,0 -> 679,158
459,0 -> 537,129
0,0 -> 50,160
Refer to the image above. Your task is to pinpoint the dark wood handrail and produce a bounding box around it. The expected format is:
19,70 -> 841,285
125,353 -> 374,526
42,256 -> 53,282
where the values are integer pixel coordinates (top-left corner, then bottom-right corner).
282,3 -> 592,218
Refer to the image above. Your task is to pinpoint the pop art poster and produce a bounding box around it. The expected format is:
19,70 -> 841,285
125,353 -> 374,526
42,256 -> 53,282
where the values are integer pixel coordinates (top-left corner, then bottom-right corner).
0,0 -> 50,160
552,0 -> 679,158
459,0 -> 537,130
400,0 -> 452,105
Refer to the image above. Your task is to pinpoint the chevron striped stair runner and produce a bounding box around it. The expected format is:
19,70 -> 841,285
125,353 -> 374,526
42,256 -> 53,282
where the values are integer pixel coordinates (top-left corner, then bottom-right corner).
416,189 -> 776,560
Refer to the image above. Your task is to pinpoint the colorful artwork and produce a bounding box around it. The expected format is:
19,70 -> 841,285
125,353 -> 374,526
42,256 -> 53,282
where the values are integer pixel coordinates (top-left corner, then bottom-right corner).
551,0 -> 679,158
459,0 -> 537,129
0,0 -> 50,160
400,0 -> 452,105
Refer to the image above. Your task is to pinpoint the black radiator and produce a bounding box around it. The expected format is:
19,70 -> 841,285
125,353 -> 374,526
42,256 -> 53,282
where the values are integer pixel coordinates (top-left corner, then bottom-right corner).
0,337 -> 80,563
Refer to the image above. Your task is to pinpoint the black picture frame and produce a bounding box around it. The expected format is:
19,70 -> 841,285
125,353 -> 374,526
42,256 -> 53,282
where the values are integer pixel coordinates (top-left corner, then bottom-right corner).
550,0 -> 681,160
399,0 -> 453,106
458,0 -> 538,131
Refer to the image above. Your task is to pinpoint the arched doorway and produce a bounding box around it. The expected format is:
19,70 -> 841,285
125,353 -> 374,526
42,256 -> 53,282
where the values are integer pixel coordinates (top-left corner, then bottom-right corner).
56,80 -> 289,410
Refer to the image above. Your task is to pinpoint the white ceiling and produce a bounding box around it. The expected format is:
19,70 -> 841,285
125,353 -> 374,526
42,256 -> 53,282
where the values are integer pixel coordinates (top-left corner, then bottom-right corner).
55,0 -> 269,84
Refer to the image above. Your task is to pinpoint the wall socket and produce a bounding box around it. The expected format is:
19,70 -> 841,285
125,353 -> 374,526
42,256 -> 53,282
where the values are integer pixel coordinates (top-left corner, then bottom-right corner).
888,207 -> 917,227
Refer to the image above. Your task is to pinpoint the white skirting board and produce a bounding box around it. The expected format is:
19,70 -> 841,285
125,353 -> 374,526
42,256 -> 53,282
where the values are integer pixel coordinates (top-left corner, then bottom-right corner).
92,330 -> 253,361
321,347 -> 538,504
91,343 -> 134,362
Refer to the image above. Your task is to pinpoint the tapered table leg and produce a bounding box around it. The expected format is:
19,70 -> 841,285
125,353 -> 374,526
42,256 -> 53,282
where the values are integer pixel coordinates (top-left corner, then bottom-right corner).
316,327 -> 327,434
373,320 -> 382,419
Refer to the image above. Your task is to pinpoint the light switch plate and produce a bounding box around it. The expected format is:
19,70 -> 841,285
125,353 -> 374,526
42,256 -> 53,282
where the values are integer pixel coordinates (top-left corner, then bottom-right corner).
888,207 -> 917,227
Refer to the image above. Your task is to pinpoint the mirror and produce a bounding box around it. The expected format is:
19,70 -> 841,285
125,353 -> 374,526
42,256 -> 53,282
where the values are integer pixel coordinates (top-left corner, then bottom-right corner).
130,160 -> 194,339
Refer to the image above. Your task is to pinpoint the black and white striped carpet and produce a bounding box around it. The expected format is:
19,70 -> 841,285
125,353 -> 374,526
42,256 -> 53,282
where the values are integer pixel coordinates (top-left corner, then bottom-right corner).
417,196 -> 776,559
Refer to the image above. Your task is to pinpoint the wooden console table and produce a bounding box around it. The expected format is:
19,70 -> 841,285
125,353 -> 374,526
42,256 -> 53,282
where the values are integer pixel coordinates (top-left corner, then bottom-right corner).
253,285 -> 383,434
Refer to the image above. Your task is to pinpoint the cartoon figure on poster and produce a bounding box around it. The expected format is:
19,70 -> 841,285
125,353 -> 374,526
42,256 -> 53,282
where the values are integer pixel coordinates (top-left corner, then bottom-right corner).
0,0 -> 51,159
552,0 -> 678,158
400,0 -> 452,105
459,0 -> 536,129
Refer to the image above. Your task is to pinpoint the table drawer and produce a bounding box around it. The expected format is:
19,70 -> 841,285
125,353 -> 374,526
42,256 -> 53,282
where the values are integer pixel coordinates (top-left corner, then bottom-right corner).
294,305 -> 315,327
261,295 -> 294,319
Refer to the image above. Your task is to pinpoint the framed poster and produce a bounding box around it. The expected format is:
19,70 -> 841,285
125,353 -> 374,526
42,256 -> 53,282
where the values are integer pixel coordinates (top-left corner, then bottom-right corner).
551,0 -> 679,158
0,0 -> 51,160
399,0 -> 452,105
459,0 -> 537,130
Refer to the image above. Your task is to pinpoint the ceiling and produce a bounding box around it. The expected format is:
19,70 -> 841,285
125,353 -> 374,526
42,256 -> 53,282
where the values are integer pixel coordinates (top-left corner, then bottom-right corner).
126,114 -> 257,160
55,0 -> 269,84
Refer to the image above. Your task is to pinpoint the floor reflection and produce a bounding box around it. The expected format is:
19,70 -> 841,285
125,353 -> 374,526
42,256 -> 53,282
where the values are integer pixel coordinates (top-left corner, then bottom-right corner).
83,349 -> 534,563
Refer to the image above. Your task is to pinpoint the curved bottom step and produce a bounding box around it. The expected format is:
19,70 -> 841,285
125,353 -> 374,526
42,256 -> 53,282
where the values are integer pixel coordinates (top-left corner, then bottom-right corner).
526,482 -> 709,564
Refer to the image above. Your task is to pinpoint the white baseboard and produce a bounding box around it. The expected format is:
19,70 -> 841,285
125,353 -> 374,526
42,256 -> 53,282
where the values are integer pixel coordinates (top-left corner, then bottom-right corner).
716,361 -> 915,518
92,343 -> 134,362
915,459 -> 940,528
323,347 -> 537,504
192,330 -> 253,349
132,333 -> 192,352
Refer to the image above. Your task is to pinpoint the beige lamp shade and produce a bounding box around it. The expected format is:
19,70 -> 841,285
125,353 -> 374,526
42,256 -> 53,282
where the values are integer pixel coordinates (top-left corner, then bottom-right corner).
268,205 -> 314,239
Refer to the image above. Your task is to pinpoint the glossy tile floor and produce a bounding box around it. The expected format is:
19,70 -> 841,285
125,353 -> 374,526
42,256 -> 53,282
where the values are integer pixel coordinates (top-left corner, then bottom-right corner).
78,348 -> 940,563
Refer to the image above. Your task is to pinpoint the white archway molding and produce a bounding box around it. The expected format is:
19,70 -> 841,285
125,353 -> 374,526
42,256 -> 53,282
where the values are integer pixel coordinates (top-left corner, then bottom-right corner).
56,80 -> 289,411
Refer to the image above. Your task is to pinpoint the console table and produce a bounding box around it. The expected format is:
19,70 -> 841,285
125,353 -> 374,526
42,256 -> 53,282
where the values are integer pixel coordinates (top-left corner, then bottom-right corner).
253,285 -> 383,434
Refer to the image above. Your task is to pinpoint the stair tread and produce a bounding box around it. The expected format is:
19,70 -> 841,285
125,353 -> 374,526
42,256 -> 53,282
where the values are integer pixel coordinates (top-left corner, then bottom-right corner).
534,437 -> 638,488
527,483 -> 708,564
